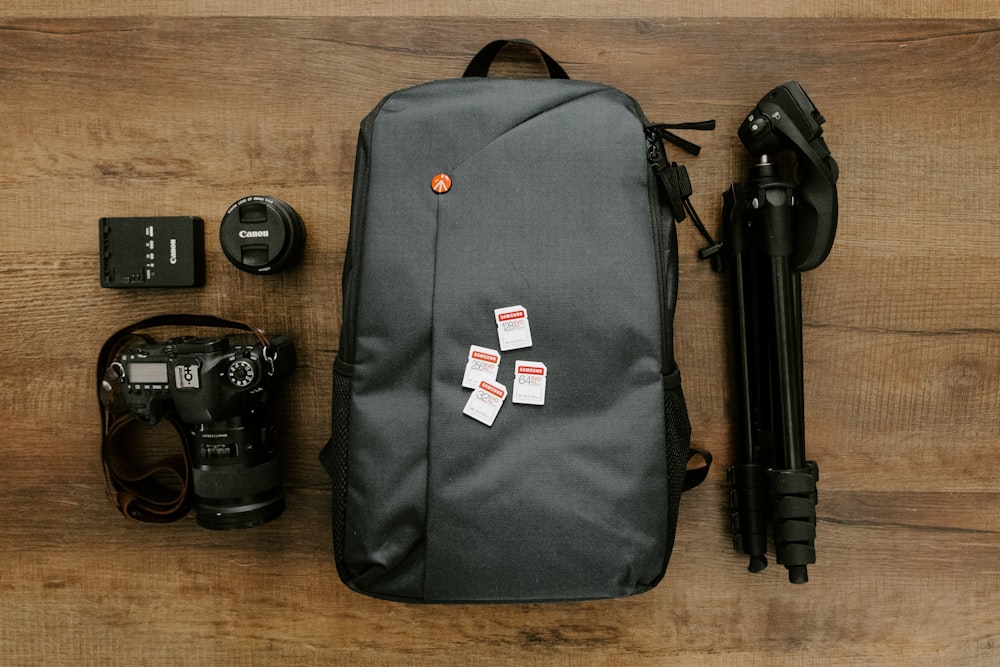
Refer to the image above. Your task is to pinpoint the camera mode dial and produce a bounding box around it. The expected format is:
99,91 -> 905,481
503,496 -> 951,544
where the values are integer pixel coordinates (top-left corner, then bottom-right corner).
227,359 -> 256,388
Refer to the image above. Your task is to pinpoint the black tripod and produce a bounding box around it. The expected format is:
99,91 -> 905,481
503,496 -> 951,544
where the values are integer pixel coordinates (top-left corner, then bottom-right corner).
721,82 -> 839,583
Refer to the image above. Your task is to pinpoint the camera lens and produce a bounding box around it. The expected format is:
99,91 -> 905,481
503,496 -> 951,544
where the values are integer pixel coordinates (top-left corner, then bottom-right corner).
219,195 -> 305,275
194,483 -> 285,531
189,416 -> 285,530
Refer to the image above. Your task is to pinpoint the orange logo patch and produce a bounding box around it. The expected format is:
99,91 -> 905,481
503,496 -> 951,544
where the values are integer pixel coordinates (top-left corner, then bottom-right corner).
431,173 -> 452,193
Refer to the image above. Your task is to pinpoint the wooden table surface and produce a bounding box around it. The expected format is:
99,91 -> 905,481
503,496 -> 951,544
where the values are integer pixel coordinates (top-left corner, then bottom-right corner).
2,3 -> 998,665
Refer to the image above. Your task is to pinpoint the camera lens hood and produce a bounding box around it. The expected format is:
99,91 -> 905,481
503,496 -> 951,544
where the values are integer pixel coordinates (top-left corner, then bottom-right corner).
219,195 -> 305,275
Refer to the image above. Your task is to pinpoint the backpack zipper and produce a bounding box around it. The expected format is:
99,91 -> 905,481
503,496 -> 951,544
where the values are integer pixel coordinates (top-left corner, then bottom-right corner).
644,120 -> 721,369
645,149 -> 675,372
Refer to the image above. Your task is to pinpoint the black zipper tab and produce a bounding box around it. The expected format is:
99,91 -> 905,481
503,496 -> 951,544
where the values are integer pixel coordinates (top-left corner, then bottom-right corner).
646,120 -> 724,269
657,162 -> 692,217
646,120 -> 717,156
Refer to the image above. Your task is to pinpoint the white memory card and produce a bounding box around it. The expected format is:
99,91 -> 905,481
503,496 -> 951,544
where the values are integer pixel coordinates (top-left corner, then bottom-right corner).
461,345 -> 501,389
512,361 -> 547,405
494,305 -> 532,351
463,380 -> 508,427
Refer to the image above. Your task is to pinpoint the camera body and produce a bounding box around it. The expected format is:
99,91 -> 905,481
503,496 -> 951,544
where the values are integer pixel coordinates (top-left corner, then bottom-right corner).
120,333 -> 295,529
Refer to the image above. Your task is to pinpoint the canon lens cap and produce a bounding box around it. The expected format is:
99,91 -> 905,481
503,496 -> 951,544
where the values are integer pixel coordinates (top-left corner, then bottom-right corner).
219,195 -> 305,274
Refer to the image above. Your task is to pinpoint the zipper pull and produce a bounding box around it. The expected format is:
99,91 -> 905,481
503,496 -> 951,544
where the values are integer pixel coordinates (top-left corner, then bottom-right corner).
645,125 -> 685,219
657,161 -> 692,223
645,122 -> 724,270
646,120 -> 716,156
663,160 -> 723,270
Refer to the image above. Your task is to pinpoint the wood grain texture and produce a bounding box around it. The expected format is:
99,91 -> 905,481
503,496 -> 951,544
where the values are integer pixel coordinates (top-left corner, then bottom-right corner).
1,1 -> 999,19
1,12 -> 998,666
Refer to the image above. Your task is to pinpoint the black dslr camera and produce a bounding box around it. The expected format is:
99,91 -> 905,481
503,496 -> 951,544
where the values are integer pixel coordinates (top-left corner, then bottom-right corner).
118,333 -> 295,529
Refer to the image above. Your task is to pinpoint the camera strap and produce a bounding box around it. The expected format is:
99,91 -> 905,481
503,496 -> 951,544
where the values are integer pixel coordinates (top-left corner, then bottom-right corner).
97,315 -> 272,523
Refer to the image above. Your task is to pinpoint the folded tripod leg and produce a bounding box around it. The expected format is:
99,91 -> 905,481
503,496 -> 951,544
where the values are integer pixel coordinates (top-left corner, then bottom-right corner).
724,183 -> 769,574
725,166 -> 819,583
752,157 -> 818,584
726,164 -> 821,583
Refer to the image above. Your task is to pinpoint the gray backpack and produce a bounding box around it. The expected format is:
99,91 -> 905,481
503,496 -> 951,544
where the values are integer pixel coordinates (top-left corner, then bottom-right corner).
321,40 -> 711,602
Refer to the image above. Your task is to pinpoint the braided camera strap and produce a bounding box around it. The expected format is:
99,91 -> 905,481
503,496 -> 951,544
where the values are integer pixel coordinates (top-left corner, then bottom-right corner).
97,315 -> 269,523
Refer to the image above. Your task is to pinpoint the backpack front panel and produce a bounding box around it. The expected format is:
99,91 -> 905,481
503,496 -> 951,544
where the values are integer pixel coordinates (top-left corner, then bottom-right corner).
340,78 -> 677,601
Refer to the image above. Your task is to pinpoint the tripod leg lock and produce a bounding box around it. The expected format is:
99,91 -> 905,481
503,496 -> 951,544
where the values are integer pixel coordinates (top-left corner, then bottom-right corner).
768,461 -> 819,583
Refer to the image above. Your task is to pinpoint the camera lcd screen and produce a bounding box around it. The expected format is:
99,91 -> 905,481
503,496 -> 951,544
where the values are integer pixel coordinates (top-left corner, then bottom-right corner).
128,362 -> 169,384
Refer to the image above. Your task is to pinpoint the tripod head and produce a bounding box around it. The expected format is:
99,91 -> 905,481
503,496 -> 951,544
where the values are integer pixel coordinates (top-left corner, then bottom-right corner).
738,81 -> 839,271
